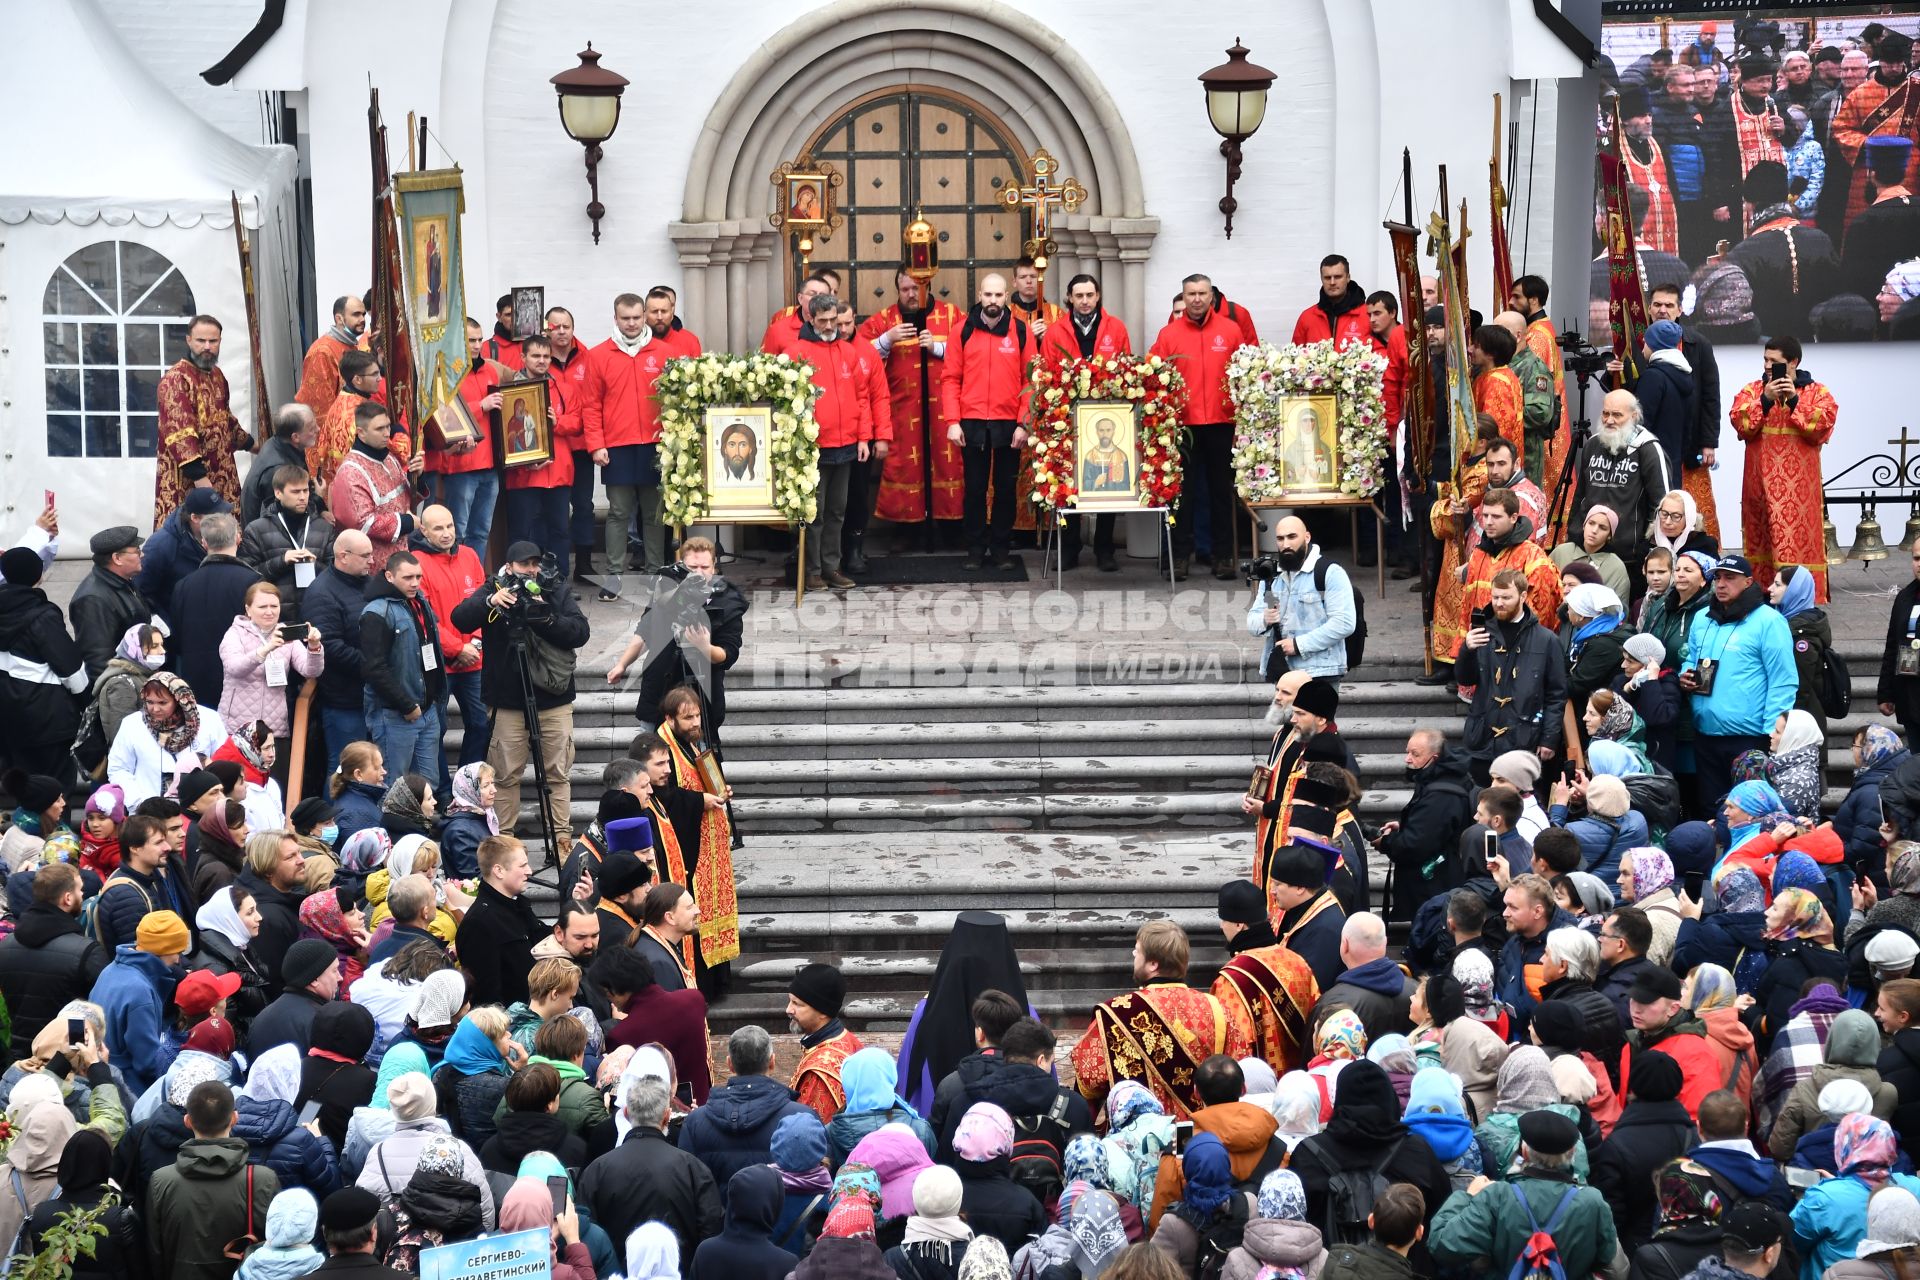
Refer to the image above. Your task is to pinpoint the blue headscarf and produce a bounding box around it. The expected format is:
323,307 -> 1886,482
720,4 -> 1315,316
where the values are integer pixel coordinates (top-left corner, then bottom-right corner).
840,1046 -> 919,1117
442,1017 -> 510,1078
1178,1133 -> 1234,1218
1861,725 -> 1906,772
1717,867 -> 1767,915
1587,740 -> 1637,778
1776,565 -> 1816,618
518,1150 -> 573,1196
1773,849 -> 1825,897
1725,780 -> 1787,849
1401,1064 -> 1476,1162
234,1189 -> 322,1280
1063,1134 -> 1110,1192
371,1041 -> 430,1111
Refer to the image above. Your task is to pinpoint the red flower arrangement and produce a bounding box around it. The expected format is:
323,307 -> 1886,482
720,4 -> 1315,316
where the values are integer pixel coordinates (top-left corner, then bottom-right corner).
1026,353 -> 1187,519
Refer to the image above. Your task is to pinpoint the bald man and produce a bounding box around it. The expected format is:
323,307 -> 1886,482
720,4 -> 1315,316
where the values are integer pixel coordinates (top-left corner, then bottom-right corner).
1244,515 -> 1357,682
1492,309 -> 1560,483
304,527 -> 377,773
1313,911 -> 1414,1039
943,272 -> 1039,571
413,503 -> 490,788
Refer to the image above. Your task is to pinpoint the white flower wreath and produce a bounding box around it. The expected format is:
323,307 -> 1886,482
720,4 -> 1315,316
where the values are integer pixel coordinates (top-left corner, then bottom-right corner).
656,352 -> 823,526
1226,340 -> 1389,503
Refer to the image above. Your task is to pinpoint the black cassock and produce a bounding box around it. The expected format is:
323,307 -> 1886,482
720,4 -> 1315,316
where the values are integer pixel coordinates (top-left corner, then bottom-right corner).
1841,193 -> 1920,302
1724,219 -> 1840,337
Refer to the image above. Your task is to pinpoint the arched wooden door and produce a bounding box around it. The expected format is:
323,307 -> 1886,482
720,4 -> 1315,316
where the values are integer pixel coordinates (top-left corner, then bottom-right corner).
796,89 -> 1030,317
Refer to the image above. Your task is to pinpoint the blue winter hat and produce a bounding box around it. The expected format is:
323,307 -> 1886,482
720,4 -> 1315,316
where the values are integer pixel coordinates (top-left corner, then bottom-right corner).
1645,319 -> 1684,351
770,1111 -> 828,1173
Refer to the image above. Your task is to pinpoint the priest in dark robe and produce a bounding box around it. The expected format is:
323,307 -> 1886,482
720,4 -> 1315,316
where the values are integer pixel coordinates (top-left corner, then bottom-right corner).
1267,843 -> 1347,994
1724,162 -> 1840,338
1210,879 -> 1321,1075
1841,136 -> 1920,301
591,847 -> 653,952
895,910 -> 1030,1115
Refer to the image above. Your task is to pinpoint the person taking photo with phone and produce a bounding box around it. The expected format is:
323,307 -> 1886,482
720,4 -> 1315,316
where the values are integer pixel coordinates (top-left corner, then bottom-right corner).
1729,334 -> 1837,606
219,581 -> 323,779
1458,570 -> 1569,787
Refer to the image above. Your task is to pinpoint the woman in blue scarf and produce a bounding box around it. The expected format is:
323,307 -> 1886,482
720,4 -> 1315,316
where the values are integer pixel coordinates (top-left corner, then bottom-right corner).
1770,564 -> 1833,732
438,1009 -> 518,1150
1401,1065 -> 1483,1192
1716,779 -> 1789,883
825,1047 -> 936,1168
1564,583 -> 1628,715
1150,1133 -> 1247,1273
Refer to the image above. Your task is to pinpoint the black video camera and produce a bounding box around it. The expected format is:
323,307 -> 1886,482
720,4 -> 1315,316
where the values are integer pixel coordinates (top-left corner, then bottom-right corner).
1241,555 -> 1281,587
644,561 -> 721,638
1557,329 -> 1611,380
492,556 -> 562,623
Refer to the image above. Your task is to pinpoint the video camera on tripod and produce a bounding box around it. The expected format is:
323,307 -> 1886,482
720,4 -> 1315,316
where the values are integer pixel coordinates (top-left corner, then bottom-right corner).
643,561 -> 723,641
1557,329 -> 1612,383
491,556 -> 564,626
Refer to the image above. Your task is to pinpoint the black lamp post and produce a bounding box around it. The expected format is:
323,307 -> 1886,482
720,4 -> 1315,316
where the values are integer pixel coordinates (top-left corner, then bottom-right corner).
1198,38 -> 1276,239
551,44 -> 628,244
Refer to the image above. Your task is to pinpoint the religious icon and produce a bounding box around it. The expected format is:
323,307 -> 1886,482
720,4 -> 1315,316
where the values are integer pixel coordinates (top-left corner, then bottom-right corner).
510,286 -> 545,341
427,390 -> 480,452
1274,395 -> 1340,493
1070,401 -> 1141,510
781,174 -> 829,228
414,217 -> 448,325
500,378 -> 553,468
704,405 -> 779,517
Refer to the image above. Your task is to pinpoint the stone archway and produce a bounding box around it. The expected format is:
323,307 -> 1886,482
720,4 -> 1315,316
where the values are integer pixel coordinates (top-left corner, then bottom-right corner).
671,0 -> 1159,351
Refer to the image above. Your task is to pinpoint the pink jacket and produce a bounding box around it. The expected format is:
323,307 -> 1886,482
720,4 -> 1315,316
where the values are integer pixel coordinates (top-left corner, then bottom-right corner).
218,615 -> 323,736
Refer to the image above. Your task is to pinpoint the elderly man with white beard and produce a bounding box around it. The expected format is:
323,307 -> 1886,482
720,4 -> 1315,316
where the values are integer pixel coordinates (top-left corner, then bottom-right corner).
1573,389 -> 1671,571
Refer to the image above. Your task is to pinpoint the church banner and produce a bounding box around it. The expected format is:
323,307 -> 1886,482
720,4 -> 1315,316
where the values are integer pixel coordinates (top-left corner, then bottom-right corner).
393,168 -> 468,426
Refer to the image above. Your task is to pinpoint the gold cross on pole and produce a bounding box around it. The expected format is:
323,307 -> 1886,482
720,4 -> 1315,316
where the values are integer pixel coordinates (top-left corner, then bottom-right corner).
1000,148 -> 1086,275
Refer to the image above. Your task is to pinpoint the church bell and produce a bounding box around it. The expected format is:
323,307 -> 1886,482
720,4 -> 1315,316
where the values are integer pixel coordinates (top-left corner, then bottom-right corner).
1824,506 -> 1845,566
1900,503 -> 1920,552
1850,506 -> 1889,564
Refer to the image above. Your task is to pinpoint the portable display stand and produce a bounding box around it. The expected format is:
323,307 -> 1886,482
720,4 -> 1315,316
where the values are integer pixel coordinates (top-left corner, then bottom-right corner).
1042,506 -> 1177,596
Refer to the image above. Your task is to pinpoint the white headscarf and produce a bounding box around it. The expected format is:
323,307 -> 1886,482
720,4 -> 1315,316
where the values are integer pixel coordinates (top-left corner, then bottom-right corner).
624,1222 -> 681,1280
614,1045 -> 676,1142
6,1072 -> 62,1121
242,1043 -> 304,1105
1651,488 -> 1698,553
387,834 -> 446,905
196,887 -> 253,950
1269,1071 -> 1324,1149
1775,709 -> 1824,756
1565,583 -> 1623,622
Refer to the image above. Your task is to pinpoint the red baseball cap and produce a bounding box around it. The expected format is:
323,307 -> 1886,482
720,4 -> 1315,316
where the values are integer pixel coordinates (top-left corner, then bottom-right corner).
175,970 -> 243,1017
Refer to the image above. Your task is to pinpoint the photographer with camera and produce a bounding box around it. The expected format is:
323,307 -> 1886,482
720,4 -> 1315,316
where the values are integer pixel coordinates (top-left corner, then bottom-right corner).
606,536 -> 748,746
1243,516 -> 1356,683
451,541 -> 592,854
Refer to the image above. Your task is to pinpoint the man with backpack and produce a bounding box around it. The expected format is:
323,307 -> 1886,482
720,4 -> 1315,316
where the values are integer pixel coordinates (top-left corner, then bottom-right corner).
1245,516 -> 1359,683
1429,1109 -> 1621,1280
936,1017 -> 1091,1193
146,1080 -> 283,1280
1146,1055 -> 1285,1230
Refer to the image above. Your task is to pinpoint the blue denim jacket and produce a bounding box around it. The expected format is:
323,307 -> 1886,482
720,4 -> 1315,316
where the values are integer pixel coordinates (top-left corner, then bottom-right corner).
361,596 -> 428,714
1244,546 -> 1355,678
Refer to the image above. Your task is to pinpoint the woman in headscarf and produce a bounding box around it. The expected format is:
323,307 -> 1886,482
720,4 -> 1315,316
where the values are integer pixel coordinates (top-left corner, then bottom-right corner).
333,827 -> 390,903
1290,1062 -> 1450,1266
1055,1134 -> 1145,1241
233,1188 -> 323,1280
1067,1191 -> 1130,1280
106,670 -> 229,807
298,1001 -> 377,1154
1266,1071 -> 1325,1160
1552,505 -> 1632,602
1836,727 -> 1910,896
845,1124 -> 936,1250
1712,779 -> 1790,889
1473,1045 -> 1592,1183
438,761 -> 499,879
1832,1185 -> 1920,1279
1850,842 -> 1920,945
1649,488 -> 1715,558
1769,564 -> 1832,731
499,1176 -> 596,1280
949,1103 -> 1045,1256
379,773 -> 438,844
435,1007 -> 519,1151
92,623 -> 165,754
1628,1158 -> 1726,1280
1401,1064 -> 1484,1193
1149,1133 -> 1254,1274
1768,709 -> 1827,821
342,1039 -> 434,1180
897,910 -> 1031,1115
1099,1082 -> 1177,1213
828,1046 -> 937,1167
1791,1113 -> 1920,1277
1769,1006 -> 1898,1161
374,1132 -> 487,1254
1562,582 -> 1629,715
1750,886 -> 1849,1051
298,885 -> 371,989
788,1184 -> 897,1280
625,1223 -> 683,1280
954,1236 -> 1012,1280
1237,1057 -> 1277,1106
1583,689 -> 1655,774
18,1129 -> 143,1280
1672,867 -> 1772,998
1212,1169 -> 1323,1280
884,1164 -> 974,1280
0,1085 -> 82,1249
1619,846 -> 1683,966
189,881 -> 272,1033
211,717 -> 284,837
1680,962 -> 1757,1111
188,798 -> 250,906
1437,957 -> 1511,1119
1367,1034 -> 1419,1109
1305,1009 -> 1367,1118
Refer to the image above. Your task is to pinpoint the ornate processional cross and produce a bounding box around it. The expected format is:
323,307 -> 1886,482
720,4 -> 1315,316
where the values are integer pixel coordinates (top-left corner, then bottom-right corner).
1000,147 -> 1086,283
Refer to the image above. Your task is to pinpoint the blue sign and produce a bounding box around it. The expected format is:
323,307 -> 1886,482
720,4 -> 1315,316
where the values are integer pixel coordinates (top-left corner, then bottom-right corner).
419,1228 -> 551,1280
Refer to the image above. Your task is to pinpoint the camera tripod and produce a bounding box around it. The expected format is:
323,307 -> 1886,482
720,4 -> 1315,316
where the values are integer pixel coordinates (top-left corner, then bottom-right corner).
1546,366 -> 1598,545
498,628 -> 565,891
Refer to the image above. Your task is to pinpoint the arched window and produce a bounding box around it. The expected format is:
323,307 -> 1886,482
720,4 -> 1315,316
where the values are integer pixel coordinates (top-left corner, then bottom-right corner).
43,241 -> 197,458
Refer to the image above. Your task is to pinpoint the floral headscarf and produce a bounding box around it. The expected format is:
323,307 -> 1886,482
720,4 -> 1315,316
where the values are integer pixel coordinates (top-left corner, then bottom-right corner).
1451,948 -> 1499,1021
1861,725 -> 1906,772
1105,1080 -> 1163,1132
830,1162 -> 883,1216
1656,1160 -> 1725,1230
1492,1046 -> 1558,1115
1257,1169 -> 1307,1221
1839,1112 -> 1899,1188
1068,1191 -> 1128,1278
1767,887 -> 1833,944
1729,751 -> 1773,788
1686,964 -> 1739,1013
382,776 -> 430,830
1893,846 -> 1920,898
1595,697 -> 1637,742
141,672 -> 201,755
241,1044 -> 303,1104
1315,1009 -> 1368,1062
299,888 -> 358,952
1771,850 -> 1825,897
449,763 -> 500,834
229,720 -> 273,782
338,827 -> 391,875
1062,1134 -> 1110,1192
956,1236 -> 1012,1280
1627,847 -> 1674,900
415,1133 -> 466,1178
954,1102 -> 1015,1163
1717,867 -> 1767,914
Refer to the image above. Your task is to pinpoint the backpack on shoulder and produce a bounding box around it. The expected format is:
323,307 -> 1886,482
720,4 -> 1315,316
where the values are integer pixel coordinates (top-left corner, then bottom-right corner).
1193,1193 -> 1251,1280
1507,1181 -> 1580,1280
1007,1093 -> 1073,1209
1306,1135 -> 1403,1247
380,1199 -> 447,1276
1819,647 -> 1853,719
1313,561 -> 1367,669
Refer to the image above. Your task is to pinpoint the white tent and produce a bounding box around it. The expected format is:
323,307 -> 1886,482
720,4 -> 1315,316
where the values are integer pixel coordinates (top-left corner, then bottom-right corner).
0,0 -> 299,550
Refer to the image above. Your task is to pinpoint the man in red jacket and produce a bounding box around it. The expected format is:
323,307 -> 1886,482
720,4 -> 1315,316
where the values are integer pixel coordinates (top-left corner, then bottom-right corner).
836,304 -> 893,574
543,306 -> 597,581
761,272 -> 836,358
793,296 -> 875,589
1041,273 -> 1133,571
503,334 -> 579,581
1151,274 -> 1254,580
943,273 -> 1037,571
582,291 -> 674,601
428,319 -> 507,556
412,502 -> 489,788
1289,254 -> 1372,349
1362,291 -> 1414,576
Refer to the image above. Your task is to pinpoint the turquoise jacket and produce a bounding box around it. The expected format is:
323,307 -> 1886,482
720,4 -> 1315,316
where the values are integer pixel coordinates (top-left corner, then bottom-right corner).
1685,597 -> 1797,737
1791,1171 -> 1920,1280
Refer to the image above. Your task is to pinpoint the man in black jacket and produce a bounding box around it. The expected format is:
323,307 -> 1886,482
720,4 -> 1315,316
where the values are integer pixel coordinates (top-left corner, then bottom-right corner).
933,1016 -> 1092,1163
69,525 -> 153,682
1631,320 -> 1696,487
1590,1049 -> 1697,1255
451,541 -> 591,850
0,863 -> 108,1058
580,1073 -> 723,1262
167,513 -> 260,708
1597,905 -> 1657,1025
234,828 -> 306,988
313,1186 -> 409,1280
606,536 -> 747,745
303,528 -> 373,774
243,404 -> 318,524
248,937 -> 340,1056
1881,544 -> 1920,751
0,547 -> 89,778
1377,728 -> 1476,919
1648,283 -> 1721,494
1459,572 -> 1568,784
359,549 -> 447,782
240,465 -> 335,621
676,1025 -> 814,1202
455,834 -> 542,1007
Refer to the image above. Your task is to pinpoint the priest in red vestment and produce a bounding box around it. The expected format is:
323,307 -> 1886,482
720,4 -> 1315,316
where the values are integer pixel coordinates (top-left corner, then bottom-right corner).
788,961 -> 864,1123
1469,325 -> 1526,460
1211,880 -> 1319,1075
294,295 -> 368,416
1071,921 -> 1253,1120
858,270 -> 966,523
1830,31 -> 1919,242
154,316 -> 250,529
1729,335 -> 1837,602
657,688 -> 740,992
